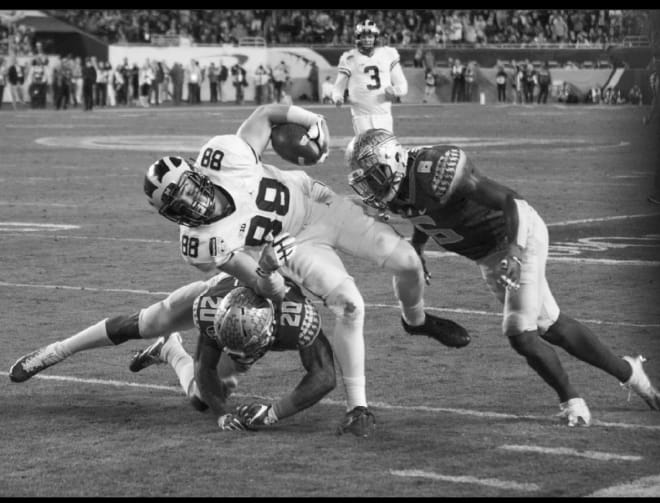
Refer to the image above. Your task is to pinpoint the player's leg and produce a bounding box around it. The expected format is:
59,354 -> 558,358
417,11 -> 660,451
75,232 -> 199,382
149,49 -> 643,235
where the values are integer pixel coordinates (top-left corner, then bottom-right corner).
280,240 -> 374,436
541,288 -> 659,410
329,198 -> 469,347
479,217 -> 588,425
9,280 -> 208,383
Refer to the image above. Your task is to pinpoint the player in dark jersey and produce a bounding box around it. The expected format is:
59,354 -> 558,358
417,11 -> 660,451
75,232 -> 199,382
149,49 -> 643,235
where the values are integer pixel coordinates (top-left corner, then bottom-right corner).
128,276 -> 352,433
346,128 -> 660,426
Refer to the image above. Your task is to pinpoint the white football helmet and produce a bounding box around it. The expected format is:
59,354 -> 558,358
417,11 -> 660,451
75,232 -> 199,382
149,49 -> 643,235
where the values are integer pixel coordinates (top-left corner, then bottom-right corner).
143,156 -> 217,227
355,19 -> 379,55
214,287 -> 276,358
347,129 -> 408,210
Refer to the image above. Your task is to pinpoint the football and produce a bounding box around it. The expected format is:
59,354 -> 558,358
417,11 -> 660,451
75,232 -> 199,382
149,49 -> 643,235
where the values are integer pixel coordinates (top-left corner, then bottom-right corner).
270,122 -> 326,166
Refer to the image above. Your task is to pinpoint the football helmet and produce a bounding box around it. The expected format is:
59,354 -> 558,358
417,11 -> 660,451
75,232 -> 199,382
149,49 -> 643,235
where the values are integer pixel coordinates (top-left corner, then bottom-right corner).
214,287 -> 276,358
143,156 -> 216,227
347,129 -> 408,210
355,19 -> 379,55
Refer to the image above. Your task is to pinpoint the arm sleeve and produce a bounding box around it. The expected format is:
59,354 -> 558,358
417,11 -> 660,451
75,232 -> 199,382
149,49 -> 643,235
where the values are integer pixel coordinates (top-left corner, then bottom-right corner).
389,53 -> 408,97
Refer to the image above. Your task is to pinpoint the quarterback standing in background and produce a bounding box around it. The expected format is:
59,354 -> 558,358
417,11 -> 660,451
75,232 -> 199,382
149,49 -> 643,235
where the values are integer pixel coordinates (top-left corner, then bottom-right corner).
346,128 -> 660,426
332,19 -> 408,135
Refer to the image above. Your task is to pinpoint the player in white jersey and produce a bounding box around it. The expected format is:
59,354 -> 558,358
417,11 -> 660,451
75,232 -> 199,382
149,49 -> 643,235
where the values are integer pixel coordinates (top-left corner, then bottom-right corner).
144,104 -> 469,437
332,19 -> 408,135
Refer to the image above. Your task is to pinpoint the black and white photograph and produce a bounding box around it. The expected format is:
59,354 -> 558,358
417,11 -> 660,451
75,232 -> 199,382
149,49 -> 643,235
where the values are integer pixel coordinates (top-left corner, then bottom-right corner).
1,8 -> 659,497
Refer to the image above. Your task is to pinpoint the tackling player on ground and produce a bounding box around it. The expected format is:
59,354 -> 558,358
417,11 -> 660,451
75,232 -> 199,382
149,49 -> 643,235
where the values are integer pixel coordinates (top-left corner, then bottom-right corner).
129,278 -> 337,432
346,128 -> 660,425
332,19 -> 408,135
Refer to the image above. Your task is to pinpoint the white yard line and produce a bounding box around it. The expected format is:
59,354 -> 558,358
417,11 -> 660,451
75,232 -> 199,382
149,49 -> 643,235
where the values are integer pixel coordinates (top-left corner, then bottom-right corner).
2,372 -> 659,432
587,475 -> 660,497
499,444 -> 642,461
389,469 -> 540,492
1,281 -> 658,329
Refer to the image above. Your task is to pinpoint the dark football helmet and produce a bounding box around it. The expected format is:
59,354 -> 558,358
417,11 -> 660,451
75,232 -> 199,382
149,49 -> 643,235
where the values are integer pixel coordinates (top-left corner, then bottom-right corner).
355,19 -> 379,55
214,287 -> 276,358
346,129 -> 408,210
143,156 -> 217,227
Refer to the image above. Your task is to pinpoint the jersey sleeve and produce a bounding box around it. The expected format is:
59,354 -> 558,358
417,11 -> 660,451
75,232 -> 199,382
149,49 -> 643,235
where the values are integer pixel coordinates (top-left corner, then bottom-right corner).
414,146 -> 469,206
270,281 -> 321,351
195,134 -> 260,184
386,47 -> 401,71
337,50 -> 353,78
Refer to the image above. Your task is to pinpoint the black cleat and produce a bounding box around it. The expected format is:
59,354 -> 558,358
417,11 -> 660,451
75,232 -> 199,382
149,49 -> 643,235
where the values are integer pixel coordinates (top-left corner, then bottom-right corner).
402,313 -> 470,348
336,406 -> 376,438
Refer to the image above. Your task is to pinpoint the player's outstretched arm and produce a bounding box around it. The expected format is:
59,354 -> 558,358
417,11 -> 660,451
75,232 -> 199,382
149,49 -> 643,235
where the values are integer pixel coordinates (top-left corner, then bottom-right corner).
236,331 -> 336,429
194,334 -> 237,419
218,251 -> 288,302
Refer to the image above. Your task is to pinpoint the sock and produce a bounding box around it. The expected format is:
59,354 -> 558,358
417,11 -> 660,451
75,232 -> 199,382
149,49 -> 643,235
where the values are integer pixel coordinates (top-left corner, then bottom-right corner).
391,265 -> 426,327
342,375 -> 367,411
56,319 -> 114,358
161,335 -> 195,395
331,323 -> 367,410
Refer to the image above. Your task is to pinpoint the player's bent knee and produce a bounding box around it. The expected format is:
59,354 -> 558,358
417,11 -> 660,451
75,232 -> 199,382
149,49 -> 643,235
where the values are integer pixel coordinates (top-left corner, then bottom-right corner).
508,330 -> 540,355
325,279 -> 365,323
383,239 -> 422,274
502,313 -> 537,338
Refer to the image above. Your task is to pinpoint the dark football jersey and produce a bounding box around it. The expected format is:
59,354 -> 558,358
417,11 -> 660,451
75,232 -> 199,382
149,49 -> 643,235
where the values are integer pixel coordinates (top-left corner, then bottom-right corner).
192,277 -> 321,357
390,145 -> 507,261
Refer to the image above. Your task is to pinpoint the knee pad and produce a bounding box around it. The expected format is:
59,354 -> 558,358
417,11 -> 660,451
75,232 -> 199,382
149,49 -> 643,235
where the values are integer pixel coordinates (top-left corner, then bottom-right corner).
325,278 -> 365,323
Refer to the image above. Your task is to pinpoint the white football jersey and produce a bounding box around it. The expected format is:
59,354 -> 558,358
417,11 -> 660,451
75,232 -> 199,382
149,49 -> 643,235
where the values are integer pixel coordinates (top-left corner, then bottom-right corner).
179,134 -> 315,270
337,46 -> 401,116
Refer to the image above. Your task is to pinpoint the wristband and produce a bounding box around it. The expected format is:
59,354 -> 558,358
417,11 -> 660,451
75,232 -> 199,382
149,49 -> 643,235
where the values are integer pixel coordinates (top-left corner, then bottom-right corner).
510,256 -> 523,266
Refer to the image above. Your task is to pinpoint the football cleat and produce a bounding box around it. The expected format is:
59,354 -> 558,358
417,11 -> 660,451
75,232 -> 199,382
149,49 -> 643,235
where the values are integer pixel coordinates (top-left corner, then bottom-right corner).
336,406 -> 376,438
621,355 -> 660,411
129,332 -> 182,373
402,313 -> 471,348
9,343 -> 63,383
557,397 -> 592,427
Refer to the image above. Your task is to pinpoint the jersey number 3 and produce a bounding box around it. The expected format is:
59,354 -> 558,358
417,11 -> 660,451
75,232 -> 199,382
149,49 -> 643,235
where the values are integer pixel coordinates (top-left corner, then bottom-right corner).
364,65 -> 381,90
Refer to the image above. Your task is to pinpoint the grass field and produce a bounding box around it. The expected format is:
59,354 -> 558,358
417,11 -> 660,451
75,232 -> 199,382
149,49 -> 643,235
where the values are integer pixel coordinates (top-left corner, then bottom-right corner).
1,100 -> 659,497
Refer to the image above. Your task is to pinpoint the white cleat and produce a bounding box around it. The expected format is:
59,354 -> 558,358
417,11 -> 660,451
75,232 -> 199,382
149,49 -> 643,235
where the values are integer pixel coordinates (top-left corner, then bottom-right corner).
621,355 -> 660,411
557,397 -> 592,427
9,343 -> 64,383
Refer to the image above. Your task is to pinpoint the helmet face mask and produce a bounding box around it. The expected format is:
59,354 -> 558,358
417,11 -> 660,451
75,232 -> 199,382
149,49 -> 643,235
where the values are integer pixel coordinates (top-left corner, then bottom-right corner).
159,170 -> 216,227
213,287 -> 276,358
347,130 -> 407,210
144,156 -> 217,227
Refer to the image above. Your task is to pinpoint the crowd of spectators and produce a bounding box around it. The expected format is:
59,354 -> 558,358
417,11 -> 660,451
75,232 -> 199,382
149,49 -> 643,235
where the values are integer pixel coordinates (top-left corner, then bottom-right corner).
42,9 -> 650,47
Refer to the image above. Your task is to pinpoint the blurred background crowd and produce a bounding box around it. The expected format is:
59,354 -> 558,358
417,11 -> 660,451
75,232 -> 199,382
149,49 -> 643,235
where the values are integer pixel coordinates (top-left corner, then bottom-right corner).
7,9 -> 650,47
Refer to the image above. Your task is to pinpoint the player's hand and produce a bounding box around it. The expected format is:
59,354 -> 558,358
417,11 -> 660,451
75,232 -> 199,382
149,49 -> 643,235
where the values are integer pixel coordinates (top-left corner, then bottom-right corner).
257,231 -> 296,274
217,413 -> 246,431
236,402 -> 277,430
307,116 -> 329,163
332,91 -> 343,107
384,86 -> 398,102
497,254 -> 522,291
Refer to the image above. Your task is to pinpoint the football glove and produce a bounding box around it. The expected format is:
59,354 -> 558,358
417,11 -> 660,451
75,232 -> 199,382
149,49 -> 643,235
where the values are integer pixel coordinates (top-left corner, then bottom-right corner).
306,116 -> 329,163
257,231 -> 296,275
217,413 -> 246,431
236,402 -> 278,430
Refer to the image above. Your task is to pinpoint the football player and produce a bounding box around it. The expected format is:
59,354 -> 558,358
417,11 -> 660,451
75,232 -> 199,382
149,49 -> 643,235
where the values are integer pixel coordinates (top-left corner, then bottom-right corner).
332,19 -> 408,135
346,128 -> 660,426
8,239 -> 295,393
128,280 -> 339,433
138,103 -> 468,437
